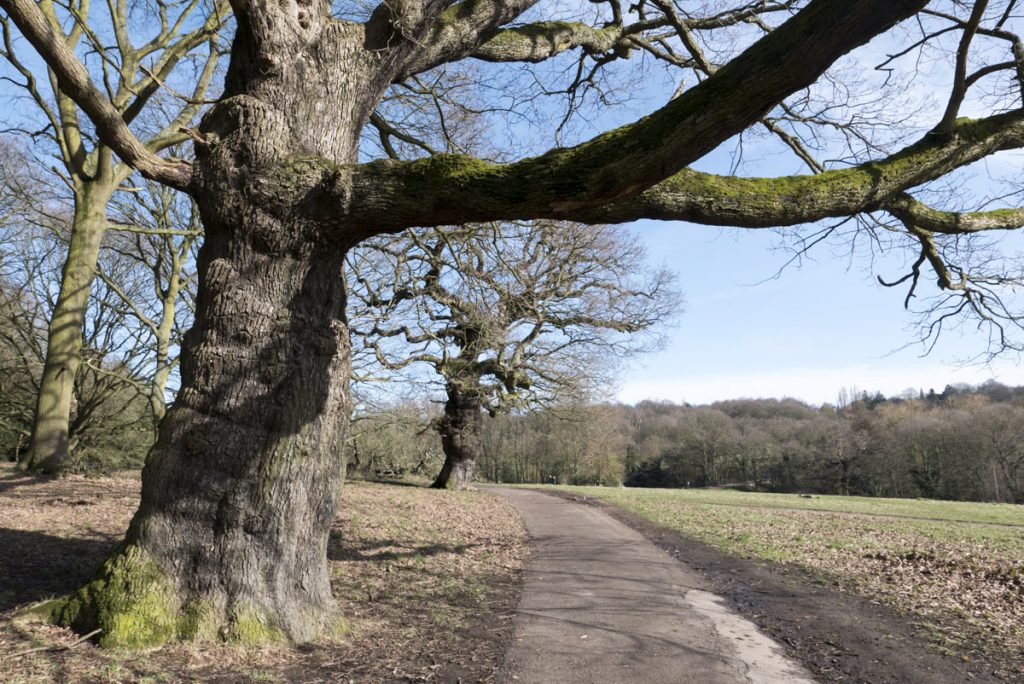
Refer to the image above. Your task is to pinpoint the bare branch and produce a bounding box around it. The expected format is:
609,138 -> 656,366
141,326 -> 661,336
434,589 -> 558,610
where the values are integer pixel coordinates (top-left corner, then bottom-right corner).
936,0 -> 990,135
344,0 -> 930,230
0,0 -> 193,189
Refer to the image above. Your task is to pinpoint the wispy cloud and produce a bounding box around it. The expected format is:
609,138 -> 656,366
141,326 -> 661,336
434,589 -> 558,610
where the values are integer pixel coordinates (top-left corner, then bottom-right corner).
617,361 -> 1024,406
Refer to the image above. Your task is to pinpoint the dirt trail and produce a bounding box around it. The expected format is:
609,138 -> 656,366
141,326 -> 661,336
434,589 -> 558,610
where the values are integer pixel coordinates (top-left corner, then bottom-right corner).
491,487 -> 814,683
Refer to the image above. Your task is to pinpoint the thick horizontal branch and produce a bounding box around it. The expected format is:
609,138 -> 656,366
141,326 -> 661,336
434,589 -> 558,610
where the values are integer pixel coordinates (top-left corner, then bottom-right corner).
403,0 -> 796,75
351,0 -> 927,229
583,113 -> 1024,228
0,0 -> 193,190
330,110 -> 1024,234
470,20 -> 649,63
393,0 -> 539,79
886,194 -> 1024,234
578,118 -> 1024,234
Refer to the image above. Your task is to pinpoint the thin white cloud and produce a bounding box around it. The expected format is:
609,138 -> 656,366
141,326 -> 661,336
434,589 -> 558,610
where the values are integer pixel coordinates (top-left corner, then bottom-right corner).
617,361 -> 1024,406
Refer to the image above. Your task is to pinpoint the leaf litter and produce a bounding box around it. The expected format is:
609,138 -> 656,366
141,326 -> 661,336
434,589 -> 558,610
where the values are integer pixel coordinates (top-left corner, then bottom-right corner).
0,464 -> 528,683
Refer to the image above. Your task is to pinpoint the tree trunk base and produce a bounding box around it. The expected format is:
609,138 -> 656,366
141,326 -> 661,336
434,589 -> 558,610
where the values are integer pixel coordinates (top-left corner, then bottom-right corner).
430,457 -> 476,490
18,445 -> 70,476
432,381 -> 483,490
47,544 -> 346,648
430,480 -> 478,491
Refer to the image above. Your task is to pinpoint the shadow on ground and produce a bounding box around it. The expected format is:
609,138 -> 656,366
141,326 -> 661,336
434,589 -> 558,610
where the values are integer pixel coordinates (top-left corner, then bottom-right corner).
0,528 -> 118,609
0,468 -> 54,497
326,530 -> 480,562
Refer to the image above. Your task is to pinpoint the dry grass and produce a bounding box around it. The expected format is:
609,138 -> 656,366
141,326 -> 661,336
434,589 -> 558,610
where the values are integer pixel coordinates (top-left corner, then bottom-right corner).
553,485 -> 1024,672
0,464 -> 527,683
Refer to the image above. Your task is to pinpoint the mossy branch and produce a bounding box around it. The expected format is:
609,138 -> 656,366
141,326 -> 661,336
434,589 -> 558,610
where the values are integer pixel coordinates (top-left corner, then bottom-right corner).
341,111 -> 1024,233
382,0 -> 927,210
886,194 -> 1024,234
471,21 -> 631,63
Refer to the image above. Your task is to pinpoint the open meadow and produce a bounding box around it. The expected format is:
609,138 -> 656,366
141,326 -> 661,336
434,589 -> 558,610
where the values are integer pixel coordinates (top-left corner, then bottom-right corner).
0,465 -> 527,683
549,485 -> 1024,673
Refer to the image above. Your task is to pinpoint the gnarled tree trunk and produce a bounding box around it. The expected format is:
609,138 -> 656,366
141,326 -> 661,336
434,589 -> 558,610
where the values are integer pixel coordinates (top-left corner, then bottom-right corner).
52,15 -> 391,647
432,378 -> 484,490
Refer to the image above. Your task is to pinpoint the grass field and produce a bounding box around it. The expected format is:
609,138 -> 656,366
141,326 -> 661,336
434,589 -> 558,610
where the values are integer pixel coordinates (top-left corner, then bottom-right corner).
548,485 -> 1024,666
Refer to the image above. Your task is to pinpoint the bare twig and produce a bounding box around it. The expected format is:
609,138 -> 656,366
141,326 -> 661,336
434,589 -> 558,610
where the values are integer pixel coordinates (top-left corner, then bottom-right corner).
3,628 -> 103,660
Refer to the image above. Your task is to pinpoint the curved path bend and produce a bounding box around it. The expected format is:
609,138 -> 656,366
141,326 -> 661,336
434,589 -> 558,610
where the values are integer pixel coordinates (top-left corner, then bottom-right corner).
491,487 -> 815,684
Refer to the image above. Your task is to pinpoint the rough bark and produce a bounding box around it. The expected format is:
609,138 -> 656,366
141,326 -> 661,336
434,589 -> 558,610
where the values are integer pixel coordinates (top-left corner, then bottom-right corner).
55,151 -> 356,644
51,11 -> 391,646
21,183 -> 114,473
432,378 -> 485,490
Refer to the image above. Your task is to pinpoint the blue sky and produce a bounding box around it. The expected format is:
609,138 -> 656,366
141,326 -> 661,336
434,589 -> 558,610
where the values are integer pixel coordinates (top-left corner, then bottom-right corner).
609,11 -> 1024,407
4,1 -> 1022,408
618,217 -> 1024,406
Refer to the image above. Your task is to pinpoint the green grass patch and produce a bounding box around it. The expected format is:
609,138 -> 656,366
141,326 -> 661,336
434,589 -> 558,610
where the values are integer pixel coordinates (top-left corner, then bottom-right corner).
561,485 -> 1024,526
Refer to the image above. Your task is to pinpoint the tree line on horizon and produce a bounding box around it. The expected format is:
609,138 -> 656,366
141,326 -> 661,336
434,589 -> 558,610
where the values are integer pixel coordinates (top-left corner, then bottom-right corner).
346,381 -> 1024,504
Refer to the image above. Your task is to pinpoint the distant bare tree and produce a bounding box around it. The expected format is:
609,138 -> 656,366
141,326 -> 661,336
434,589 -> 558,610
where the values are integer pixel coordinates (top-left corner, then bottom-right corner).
101,178 -> 200,431
0,198 -> 156,470
349,221 -> 680,488
0,140 -> 198,466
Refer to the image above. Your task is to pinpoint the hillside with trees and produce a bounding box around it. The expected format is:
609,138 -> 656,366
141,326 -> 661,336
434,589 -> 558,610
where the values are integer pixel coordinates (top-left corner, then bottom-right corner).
348,382 -> 1024,504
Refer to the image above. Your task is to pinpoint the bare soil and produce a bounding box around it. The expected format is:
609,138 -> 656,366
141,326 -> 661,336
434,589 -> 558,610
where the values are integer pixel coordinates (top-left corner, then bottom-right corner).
561,491 -> 1022,683
0,464 -> 527,683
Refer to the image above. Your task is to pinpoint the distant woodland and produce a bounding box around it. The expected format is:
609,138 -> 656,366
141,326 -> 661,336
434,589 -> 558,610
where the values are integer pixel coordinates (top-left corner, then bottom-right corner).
4,265 -> 1022,504
1,219 -> 1019,502
346,382 -> 1024,504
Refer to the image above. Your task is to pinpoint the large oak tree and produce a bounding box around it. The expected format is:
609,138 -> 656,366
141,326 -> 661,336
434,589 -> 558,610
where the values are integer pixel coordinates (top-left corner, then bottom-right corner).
348,221 -> 678,489
3,0 -> 1021,647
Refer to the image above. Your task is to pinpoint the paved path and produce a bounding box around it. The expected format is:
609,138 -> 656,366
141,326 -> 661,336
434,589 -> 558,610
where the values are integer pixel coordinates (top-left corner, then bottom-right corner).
490,488 -> 815,684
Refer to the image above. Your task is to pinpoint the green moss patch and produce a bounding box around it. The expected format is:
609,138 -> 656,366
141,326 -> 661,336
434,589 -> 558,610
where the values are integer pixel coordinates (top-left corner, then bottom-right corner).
177,598 -> 222,642
227,605 -> 286,645
56,544 -> 179,649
